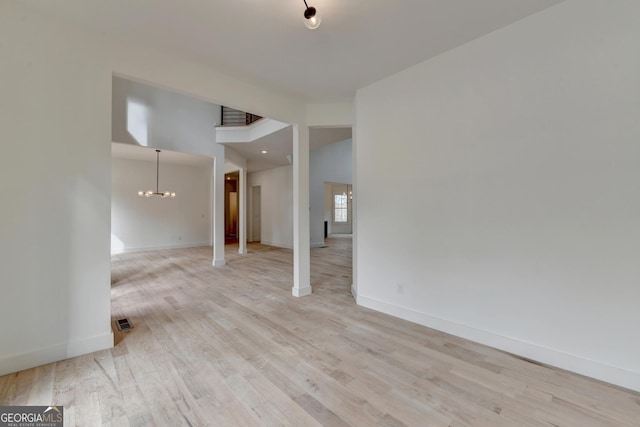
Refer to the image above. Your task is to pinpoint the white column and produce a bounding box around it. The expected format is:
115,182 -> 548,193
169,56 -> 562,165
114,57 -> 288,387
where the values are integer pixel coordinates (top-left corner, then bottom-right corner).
292,124 -> 311,297
212,153 -> 225,266
351,120 -> 358,301
238,166 -> 247,255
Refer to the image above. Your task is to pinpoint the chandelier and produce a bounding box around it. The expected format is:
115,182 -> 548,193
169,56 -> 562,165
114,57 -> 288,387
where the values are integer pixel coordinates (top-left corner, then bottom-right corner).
138,149 -> 176,198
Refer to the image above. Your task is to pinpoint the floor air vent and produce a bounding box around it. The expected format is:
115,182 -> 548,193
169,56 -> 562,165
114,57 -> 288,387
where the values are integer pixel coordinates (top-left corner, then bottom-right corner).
116,318 -> 133,331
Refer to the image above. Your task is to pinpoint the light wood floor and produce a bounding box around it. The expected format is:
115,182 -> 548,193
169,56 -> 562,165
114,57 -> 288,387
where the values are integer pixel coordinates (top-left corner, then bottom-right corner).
1,237 -> 638,426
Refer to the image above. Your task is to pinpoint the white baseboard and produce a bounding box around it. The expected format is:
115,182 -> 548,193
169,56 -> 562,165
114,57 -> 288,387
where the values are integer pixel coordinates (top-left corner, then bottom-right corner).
261,241 -> 293,250
357,294 -> 640,392
0,332 -> 114,377
351,283 -> 358,301
292,286 -> 312,297
111,242 -> 211,255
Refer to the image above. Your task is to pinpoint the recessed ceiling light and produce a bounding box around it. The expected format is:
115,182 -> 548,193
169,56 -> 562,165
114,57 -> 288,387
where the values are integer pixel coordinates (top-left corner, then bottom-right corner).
261,150 -> 268,154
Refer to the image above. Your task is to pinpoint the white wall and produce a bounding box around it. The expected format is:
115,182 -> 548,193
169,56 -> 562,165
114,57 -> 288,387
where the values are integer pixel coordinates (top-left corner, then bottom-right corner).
111,158 -> 212,253
0,1 -> 305,376
247,166 -> 294,248
355,0 -> 640,391
250,139 -> 352,248
0,3 -> 113,375
306,102 -> 354,128
112,76 -> 222,158
112,76 -> 233,266
309,139 -> 352,246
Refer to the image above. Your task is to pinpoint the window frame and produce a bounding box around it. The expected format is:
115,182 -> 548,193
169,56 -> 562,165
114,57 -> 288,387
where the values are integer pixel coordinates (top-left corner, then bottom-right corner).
333,192 -> 349,224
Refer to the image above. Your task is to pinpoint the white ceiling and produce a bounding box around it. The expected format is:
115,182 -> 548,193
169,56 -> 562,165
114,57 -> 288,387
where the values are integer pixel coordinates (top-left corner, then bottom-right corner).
77,0 -> 561,171
225,126 -> 352,172
23,0 -> 564,102
227,126 -> 295,173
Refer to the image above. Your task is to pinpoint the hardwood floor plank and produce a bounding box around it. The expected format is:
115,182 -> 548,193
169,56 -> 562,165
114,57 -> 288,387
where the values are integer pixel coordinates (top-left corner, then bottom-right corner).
0,238 -> 638,426
25,363 -> 55,406
293,393 -> 350,427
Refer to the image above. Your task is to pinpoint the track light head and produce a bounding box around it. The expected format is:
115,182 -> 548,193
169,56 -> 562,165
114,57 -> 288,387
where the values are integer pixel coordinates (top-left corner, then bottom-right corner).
303,2 -> 321,29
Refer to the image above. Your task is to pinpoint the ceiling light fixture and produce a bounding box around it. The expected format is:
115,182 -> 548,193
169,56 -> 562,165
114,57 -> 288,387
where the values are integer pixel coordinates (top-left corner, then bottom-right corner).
261,150 -> 268,154
137,149 -> 176,198
302,0 -> 321,30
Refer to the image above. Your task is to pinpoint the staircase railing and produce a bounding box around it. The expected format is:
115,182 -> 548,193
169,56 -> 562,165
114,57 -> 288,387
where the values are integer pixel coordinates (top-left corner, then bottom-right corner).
221,106 -> 262,126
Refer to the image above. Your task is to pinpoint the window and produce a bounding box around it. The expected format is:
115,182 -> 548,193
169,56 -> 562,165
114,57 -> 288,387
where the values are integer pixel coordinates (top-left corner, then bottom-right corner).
334,193 -> 348,223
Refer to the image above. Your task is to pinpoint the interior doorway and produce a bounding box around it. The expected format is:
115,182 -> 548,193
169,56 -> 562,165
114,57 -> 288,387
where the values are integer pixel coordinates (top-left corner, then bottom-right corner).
225,171 -> 239,243
251,186 -> 261,243
324,182 -> 353,236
